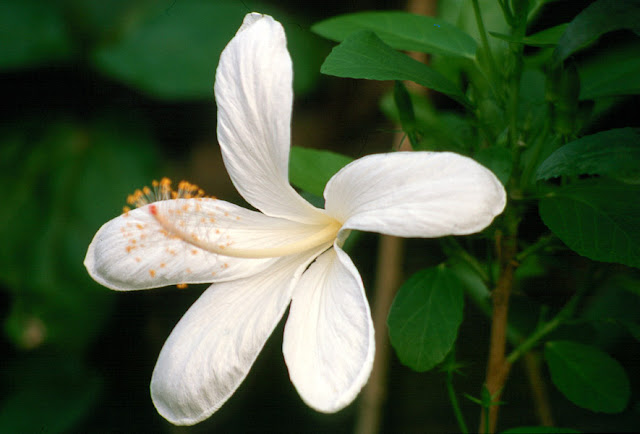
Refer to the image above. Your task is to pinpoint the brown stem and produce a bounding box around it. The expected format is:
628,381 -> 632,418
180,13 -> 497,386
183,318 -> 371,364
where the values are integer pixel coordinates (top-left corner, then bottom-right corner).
354,235 -> 404,434
523,351 -> 554,426
480,231 -> 518,433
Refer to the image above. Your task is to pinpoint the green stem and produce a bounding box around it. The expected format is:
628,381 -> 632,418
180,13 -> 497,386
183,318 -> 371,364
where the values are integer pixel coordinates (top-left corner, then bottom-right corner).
506,278 -> 589,364
471,0 -> 499,84
515,234 -> 555,263
446,370 -> 469,434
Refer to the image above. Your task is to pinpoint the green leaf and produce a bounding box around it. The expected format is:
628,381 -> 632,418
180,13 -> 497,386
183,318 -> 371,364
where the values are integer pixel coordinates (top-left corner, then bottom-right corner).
92,0 -> 324,100
553,0 -> 640,64
312,11 -> 477,59
502,427 -> 580,434
474,147 -> 512,186
387,265 -> 465,372
490,23 -> 568,47
289,147 -> 352,197
321,30 -> 467,104
539,179 -> 640,268
536,128 -> 640,182
0,0 -> 73,70
579,41 -> 640,100
545,340 -> 630,413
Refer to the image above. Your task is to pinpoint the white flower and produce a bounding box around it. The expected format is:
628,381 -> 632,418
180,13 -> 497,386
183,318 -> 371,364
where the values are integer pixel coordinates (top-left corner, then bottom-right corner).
84,12 -> 506,426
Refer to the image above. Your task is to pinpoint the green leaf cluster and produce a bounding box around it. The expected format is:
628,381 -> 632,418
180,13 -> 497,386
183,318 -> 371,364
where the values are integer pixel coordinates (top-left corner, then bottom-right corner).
311,0 -> 640,431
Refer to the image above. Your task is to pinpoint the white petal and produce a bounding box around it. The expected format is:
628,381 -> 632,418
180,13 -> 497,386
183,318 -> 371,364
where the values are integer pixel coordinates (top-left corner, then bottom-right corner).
324,152 -> 506,237
215,13 -> 322,223
283,246 -> 375,413
84,198 -> 326,291
150,246 -> 328,425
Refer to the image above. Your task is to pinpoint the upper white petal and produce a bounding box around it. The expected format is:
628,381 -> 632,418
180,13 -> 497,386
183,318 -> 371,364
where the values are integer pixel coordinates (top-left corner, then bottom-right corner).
214,13 -> 323,223
324,152 -> 506,237
84,198 -> 327,291
283,245 -> 375,413
150,245 -> 328,425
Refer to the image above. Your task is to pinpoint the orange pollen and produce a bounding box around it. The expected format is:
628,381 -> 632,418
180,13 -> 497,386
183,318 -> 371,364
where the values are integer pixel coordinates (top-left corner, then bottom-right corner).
122,177 -> 215,213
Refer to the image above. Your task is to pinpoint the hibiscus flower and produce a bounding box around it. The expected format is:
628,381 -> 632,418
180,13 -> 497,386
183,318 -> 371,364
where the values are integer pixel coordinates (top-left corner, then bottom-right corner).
84,12 -> 506,425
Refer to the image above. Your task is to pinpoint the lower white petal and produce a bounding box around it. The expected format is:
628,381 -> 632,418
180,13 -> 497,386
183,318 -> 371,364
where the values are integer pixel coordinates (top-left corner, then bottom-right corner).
324,152 -> 506,237
85,198 -> 326,290
150,245 -> 328,426
283,246 -> 375,413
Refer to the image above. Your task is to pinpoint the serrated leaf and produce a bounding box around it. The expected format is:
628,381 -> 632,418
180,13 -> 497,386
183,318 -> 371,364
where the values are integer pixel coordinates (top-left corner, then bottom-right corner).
321,30 -> 467,104
579,41 -> 640,100
387,266 -> 464,372
0,0 -> 73,70
536,128 -> 640,182
553,0 -> 640,64
312,11 -> 477,59
545,340 -> 630,413
289,146 -> 352,197
539,180 -> 640,268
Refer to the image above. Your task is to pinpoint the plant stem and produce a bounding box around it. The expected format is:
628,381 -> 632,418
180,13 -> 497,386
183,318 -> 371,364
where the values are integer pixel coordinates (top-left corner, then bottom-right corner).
354,235 -> 404,434
446,370 -> 469,434
479,216 -> 519,433
523,351 -> 554,426
471,0 -> 499,84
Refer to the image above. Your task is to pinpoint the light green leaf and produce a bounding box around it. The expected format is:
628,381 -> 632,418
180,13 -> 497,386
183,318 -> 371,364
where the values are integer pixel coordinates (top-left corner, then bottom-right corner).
312,11 -> 477,59
539,180 -> 640,268
92,0 -> 323,100
553,0 -> 640,64
387,265 -> 465,372
536,128 -> 640,182
579,41 -> 640,100
289,146 -> 352,197
321,30 -> 467,104
545,340 -> 630,413
0,0 -> 73,70
502,427 -> 580,434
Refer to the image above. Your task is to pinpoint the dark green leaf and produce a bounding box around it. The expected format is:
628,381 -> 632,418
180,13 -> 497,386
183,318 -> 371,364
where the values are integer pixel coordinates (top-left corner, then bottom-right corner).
553,0 -> 640,64
379,91 -> 473,152
312,11 -> 477,59
289,146 -> 352,197
388,265 -> 465,372
393,81 -> 419,148
321,30 -> 467,104
536,128 -> 640,182
539,179 -> 640,268
490,23 -> 568,47
0,0 -> 73,70
474,147 -> 512,186
502,427 -> 581,434
579,41 -> 640,100
92,0 -> 323,100
545,340 -> 630,413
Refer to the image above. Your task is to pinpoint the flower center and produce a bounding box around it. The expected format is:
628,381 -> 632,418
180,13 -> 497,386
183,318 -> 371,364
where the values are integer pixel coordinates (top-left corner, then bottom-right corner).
148,203 -> 341,259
